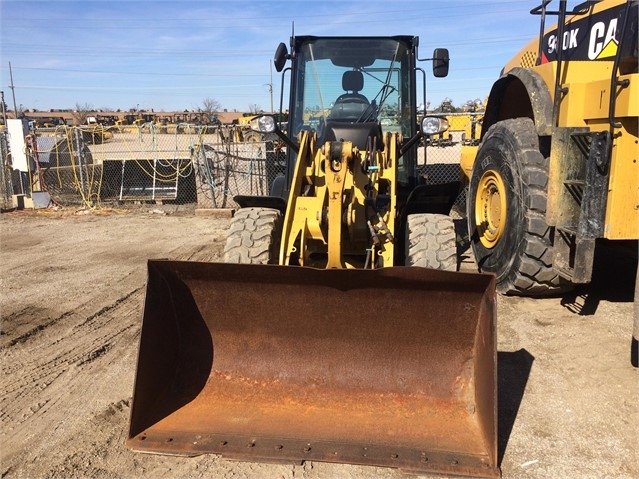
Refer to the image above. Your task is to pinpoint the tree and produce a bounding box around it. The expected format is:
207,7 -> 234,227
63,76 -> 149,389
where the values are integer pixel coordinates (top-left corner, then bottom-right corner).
201,97 -> 222,115
418,101 -> 431,113
72,102 -> 94,125
248,104 -> 262,114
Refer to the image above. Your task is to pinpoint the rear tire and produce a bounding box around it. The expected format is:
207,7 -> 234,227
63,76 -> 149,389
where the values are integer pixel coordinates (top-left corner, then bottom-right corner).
405,213 -> 457,271
223,207 -> 282,264
467,117 -> 566,296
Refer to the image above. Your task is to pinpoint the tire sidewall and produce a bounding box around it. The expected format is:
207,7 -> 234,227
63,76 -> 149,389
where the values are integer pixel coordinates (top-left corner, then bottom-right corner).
468,125 -> 526,285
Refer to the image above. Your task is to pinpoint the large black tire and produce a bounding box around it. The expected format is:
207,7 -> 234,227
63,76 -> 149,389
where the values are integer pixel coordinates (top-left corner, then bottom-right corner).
223,207 -> 282,264
467,117 -> 566,296
405,213 -> 457,271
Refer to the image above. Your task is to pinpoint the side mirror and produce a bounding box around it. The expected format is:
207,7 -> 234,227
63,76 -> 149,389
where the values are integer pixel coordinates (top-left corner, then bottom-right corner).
274,43 -> 289,72
432,48 -> 449,78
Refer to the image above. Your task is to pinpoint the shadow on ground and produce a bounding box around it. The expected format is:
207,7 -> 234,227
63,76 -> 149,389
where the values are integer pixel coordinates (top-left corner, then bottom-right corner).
561,240 -> 637,316
497,348 -> 534,466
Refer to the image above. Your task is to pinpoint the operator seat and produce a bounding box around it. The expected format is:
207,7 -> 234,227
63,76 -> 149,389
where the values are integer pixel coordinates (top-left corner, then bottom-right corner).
330,70 -> 371,121
323,70 -> 382,149
335,70 -> 368,104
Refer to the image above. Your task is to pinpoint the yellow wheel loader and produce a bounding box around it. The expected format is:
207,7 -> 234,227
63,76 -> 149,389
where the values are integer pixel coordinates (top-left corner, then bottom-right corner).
462,0 -> 638,298
127,36 -> 499,477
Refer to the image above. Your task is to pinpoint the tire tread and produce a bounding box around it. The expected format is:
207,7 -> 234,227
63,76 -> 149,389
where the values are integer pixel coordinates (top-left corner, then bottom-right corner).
223,207 -> 282,264
405,213 -> 457,271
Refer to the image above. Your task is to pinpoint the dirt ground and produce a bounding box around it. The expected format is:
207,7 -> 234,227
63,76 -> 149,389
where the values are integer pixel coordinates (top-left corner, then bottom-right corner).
1,208 -> 637,479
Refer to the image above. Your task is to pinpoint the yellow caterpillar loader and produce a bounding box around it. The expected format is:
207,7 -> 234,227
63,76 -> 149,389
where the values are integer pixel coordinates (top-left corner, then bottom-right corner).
462,0 -> 638,297
460,0 -> 638,364
127,36 -> 499,477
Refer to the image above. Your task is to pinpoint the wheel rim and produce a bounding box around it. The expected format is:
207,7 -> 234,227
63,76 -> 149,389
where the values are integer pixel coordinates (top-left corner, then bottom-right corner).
475,169 -> 507,249
245,132 -> 262,142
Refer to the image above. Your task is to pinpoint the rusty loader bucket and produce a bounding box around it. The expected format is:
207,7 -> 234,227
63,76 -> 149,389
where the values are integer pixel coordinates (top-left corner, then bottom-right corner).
126,261 -> 499,478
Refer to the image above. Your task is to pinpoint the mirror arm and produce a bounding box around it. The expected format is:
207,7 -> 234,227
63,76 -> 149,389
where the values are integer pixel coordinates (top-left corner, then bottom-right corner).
400,132 -> 423,157
279,66 -> 290,120
275,129 -> 299,153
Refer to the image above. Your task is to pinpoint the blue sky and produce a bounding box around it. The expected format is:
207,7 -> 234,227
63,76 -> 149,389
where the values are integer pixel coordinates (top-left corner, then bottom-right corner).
1,0 -> 543,113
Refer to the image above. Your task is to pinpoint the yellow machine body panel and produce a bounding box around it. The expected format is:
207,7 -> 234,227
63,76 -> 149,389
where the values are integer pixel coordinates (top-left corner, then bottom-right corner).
280,130 -> 398,269
501,0 -> 629,74
461,145 -> 479,179
471,0 -> 638,241
529,62 -> 639,240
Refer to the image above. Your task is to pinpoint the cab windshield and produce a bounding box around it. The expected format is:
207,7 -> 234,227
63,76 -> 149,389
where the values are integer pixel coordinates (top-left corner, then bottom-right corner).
291,38 -> 413,137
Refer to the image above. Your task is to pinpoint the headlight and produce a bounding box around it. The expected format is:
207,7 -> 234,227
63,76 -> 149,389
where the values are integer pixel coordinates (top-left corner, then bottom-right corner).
421,116 -> 449,136
249,115 -> 276,133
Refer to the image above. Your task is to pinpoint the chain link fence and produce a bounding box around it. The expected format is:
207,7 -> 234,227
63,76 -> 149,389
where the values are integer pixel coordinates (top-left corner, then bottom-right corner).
0,123 -> 468,216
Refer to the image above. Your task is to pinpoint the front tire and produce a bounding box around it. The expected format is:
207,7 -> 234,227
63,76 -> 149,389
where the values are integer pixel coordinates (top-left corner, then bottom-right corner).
223,207 -> 282,264
405,213 -> 457,271
467,118 -> 566,295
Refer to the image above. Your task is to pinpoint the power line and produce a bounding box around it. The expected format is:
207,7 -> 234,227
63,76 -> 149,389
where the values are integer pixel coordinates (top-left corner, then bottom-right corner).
6,66 -> 269,77
2,62 -> 505,77
1,34 -> 531,55
0,44 -> 273,57
12,84 -> 266,92
0,1 -> 535,25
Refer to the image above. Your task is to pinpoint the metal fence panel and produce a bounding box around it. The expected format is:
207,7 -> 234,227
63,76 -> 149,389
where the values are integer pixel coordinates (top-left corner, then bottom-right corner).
0,124 -> 466,217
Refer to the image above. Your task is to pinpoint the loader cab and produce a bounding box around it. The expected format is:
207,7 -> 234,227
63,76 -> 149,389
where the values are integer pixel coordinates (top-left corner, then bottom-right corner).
275,36 -> 421,195
288,37 -> 413,137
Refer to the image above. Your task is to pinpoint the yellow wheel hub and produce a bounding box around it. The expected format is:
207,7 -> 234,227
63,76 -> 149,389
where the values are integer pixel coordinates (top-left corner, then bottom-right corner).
475,170 -> 507,249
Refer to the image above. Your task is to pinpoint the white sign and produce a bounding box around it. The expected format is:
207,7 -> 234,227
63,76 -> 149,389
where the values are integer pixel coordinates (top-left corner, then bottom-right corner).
7,119 -> 29,172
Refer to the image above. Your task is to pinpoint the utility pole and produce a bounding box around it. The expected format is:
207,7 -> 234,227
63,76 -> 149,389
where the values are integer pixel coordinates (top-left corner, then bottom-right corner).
263,62 -> 274,113
1,91 -> 7,125
269,60 -> 274,113
8,62 -> 18,118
